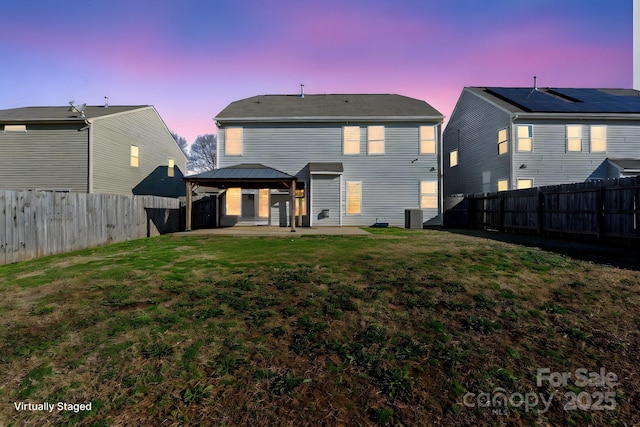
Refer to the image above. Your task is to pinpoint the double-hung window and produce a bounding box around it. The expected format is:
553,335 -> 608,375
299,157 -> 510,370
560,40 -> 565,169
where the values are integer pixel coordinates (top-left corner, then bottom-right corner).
367,126 -> 384,154
498,128 -> 508,155
346,181 -> 361,215
516,125 -> 533,152
567,125 -> 582,152
130,145 -> 139,167
449,150 -> 458,167
226,127 -> 243,155
419,125 -> 437,154
343,126 -> 360,155
591,125 -> 607,152
420,181 -> 437,209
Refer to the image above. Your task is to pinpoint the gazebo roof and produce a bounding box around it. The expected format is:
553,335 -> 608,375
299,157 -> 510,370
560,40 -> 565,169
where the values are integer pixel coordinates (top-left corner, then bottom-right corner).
184,164 -> 297,189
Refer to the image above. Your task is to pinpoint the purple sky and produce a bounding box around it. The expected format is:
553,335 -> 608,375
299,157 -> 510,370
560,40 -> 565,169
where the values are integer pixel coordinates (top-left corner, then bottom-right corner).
0,0 -> 632,144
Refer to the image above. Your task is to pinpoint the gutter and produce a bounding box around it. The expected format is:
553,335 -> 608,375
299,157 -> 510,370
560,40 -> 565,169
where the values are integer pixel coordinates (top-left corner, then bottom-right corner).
216,115 -> 445,124
513,113 -> 640,121
83,119 -> 94,193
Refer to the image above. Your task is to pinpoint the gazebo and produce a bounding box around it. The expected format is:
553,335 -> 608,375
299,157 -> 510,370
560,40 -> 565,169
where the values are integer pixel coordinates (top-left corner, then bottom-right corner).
183,164 -> 299,232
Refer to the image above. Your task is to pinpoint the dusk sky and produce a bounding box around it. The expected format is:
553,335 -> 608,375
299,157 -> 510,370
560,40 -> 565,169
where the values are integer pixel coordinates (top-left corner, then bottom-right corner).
0,0 -> 632,144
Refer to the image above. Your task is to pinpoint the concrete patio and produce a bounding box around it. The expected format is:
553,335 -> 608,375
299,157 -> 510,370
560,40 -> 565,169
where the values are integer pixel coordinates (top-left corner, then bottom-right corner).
175,226 -> 371,237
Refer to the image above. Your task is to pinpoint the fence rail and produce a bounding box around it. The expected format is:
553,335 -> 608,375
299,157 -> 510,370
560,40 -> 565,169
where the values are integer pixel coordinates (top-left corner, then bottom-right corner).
0,191 -> 182,265
444,176 -> 640,245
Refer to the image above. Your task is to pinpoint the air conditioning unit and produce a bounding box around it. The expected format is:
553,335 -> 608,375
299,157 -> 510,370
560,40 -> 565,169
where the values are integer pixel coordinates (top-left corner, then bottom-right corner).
405,209 -> 423,229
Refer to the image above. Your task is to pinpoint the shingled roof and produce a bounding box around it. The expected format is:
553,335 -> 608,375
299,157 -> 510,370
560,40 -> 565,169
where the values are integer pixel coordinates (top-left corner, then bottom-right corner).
215,94 -> 443,123
184,164 -> 298,190
0,105 -> 149,122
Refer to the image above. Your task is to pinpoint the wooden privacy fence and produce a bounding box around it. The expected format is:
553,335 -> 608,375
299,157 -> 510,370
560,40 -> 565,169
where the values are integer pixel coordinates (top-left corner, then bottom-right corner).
444,176 -> 640,245
0,191 -> 182,265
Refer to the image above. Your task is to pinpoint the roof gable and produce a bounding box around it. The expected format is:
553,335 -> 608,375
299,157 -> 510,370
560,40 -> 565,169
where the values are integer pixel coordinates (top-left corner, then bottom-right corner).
216,94 -> 443,122
0,105 -> 149,122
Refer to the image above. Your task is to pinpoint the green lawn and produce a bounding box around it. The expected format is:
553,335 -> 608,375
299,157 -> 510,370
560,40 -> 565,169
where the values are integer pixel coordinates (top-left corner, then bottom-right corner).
0,228 -> 638,426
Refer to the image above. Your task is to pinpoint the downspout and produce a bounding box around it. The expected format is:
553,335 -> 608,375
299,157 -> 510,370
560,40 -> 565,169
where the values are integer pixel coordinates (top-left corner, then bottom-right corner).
339,175 -> 343,226
83,119 -> 94,193
511,115 -> 518,190
438,122 -> 444,225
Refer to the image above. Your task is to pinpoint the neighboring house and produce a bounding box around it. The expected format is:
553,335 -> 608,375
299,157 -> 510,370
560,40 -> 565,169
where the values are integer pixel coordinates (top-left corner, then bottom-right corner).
443,87 -> 640,197
0,104 -> 187,196
187,93 -> 444,228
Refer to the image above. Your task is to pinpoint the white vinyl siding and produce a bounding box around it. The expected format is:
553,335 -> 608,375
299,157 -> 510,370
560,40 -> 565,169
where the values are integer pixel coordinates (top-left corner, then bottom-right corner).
516,125 -> 533,152
420,180 -> 437,209
591,125 -> 607,152
343,126 -> 360,155
367,126 -> 385,154
346,181 -> 361,215
226,127 -> 243,155
566,125 -> 582,152
419,125 -> 437,154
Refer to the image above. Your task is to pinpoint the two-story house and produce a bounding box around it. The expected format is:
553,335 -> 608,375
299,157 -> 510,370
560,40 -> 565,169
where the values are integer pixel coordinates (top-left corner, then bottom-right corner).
443,86 -> 640,197
0,104 -> 187,196
185,93 -> 444,228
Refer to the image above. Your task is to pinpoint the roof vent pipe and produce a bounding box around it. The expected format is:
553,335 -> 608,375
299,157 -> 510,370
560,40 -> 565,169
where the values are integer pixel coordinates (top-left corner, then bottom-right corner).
528,76 -> 539,97
300,83 -> 305,99
104,96 -> 109,108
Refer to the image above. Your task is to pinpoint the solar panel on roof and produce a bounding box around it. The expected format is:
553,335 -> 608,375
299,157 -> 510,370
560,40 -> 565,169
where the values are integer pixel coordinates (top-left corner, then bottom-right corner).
486,88 -> 577,112
485,87 -> 640,114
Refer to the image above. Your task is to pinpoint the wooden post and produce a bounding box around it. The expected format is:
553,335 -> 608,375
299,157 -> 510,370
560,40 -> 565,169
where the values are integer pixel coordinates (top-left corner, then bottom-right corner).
537,188 -> 544,235
498,194 -> 505,232
290,179 -> 296,232
596,181 -> 604,242
468,194 -> 476,229
185,181 -> 193,231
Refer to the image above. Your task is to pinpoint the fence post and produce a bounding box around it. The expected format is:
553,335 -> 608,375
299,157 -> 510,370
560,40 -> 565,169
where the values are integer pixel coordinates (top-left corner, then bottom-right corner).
537,188 -> 544,235
498,194 -> 505,232
468,194 -> 476,229
596,181 -> 604,242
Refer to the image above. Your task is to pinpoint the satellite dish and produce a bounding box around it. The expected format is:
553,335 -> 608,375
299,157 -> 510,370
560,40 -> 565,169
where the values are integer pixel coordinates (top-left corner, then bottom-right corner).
68,101 -> 87,118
